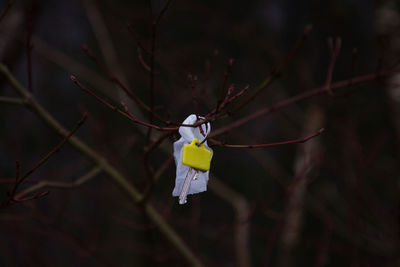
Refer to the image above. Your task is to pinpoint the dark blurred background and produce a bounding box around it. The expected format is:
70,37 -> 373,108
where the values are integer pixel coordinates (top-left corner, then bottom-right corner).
0,0 -> 399,266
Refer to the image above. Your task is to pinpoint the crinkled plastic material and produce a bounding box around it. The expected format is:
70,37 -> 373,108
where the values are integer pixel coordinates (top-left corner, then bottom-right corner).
172,114 -> 213,197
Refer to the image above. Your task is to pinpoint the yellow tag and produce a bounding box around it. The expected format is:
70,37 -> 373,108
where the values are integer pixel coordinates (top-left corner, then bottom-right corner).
182,138 -> 211,171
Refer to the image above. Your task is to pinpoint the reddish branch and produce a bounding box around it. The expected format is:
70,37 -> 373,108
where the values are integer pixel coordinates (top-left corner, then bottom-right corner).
232,24 -> 313,113
141,132 -> 174,202
81,45 -> 157,115
209,128 -> 324,148
188,73 -> 200,119
324,37 -> 342,95
1,113 -> 88,208
126,21 -> 152,55
207,84 -> 249,118
211,68 -> 398,138
71,75 -> 234,130
146,0 -> 172,144
71,75 -> 180,131
26,0 -> 34,92
348,48 -> 358,87
216,58 -> 235,111
81,45 -> 180,127
137,47 -> 155,73
0,0 -> 13,23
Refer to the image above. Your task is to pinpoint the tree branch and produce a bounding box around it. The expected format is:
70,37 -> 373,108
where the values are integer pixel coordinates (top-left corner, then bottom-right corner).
210,128 -> 324,149
0,0 -> 13,23
3,112 -> 88,207
231,24 -> 313,113
0,62 -> 203,267
0,96 -> 24,105
212,68 -> 399,137
71,75 -> 177,131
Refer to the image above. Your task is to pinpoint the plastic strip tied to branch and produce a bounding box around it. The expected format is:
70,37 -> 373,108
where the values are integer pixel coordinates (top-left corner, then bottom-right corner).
172,114 -> 213,204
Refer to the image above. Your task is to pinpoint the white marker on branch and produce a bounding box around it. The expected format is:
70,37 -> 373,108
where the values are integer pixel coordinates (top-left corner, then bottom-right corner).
172,114 -> 213,205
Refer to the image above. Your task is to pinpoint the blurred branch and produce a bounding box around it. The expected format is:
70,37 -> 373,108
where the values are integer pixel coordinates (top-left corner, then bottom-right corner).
80,45 -> 152,115
18,113 -> 87,184
15,167 -> 102,199
212,68 -> 400,137
209,176 -> 252,267
155,0 -> 173,26
231,24 -> 313,113
209,128 -> 324,149
1,113 -> 88,208
207,84 -> 249,119
71,75 -> 176,131
277,106 -> 324,267
145,0 -> 173,144
324,37 -> 342,95
137,47 -> 157,73
0,96 -> 24,105
0,63 -> 203,267
216,58 -> 235,112
72,74 -> 217,130
83,0 -> 126,85
26,0 -> 34,92
126,22 -> 152,55
141,132 -> 173,202
0,0 -> 13,23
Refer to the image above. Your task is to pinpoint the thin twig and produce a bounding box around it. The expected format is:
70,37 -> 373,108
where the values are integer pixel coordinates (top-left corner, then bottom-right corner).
188,73 -> 200,120
146,11 -> 157,144
231,24 -> 313,113
324,37 -> 342,95
143,132 -> 172,181
126,22 -> 152,55
81,46 -> 153,114
13,191 -> 49,202
15,167 -> 102,200
153,155 -> 174,182
216,58 -> 234,112
155,0 -> 173,25
209,128 -> 324,149
141,133 -> 174,202
0,63 -> 203,267
146,0 -> 174,144
212,68 -> 399,137
207,84 -> 249,118
140,133 -> 171,203
10,113 -> 88,200
348,48 -> 358,87
0,0 -> 13,23
72,75 -> 177,131
2,113 -> 88,208
0,96 -> 24,105
73,75 -> 210,130
26,0 -> 34,92
208,177 -> 252,267
138,47 -> 157,73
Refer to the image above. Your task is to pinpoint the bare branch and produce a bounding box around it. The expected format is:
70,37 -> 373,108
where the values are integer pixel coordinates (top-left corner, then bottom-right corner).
15,167 -> 102,200
324,37 -> 342,95
155,0 -> 173,25
216,58 -> 235,112
188,73 -> 200,120
210,128 -> 324,149
0,0 -> 13,23
0,96 -> 24,105
231,24 -> 313,113
0,63 -> 203,266
71,75 -> 177,131
212,68 -> 399,137
126,22 -> 152,55
26,0 -> 34,92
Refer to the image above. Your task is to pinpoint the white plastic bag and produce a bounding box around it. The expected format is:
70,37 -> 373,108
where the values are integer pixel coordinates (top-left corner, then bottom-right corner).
172,114 -> 213,197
